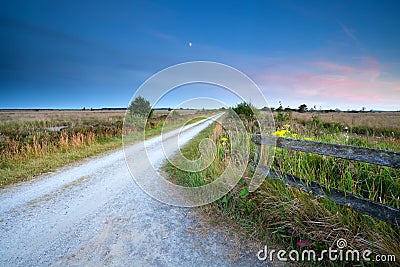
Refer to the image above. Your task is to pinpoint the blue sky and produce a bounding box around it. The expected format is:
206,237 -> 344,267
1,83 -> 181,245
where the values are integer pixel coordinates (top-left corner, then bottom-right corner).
1,0 -> 399,110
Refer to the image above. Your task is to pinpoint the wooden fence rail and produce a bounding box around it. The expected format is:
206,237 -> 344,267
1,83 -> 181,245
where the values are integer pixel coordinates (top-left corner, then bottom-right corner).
252,134 -> 400,226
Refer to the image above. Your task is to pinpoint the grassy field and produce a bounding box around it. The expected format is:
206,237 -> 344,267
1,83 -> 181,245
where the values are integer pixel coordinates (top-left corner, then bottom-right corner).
0,109 -> 209,188
290,111 -> 400,133
164,110 -> 400,265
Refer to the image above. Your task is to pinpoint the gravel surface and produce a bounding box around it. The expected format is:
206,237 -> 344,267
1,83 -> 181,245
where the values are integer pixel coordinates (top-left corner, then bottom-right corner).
0,116 -> 272,266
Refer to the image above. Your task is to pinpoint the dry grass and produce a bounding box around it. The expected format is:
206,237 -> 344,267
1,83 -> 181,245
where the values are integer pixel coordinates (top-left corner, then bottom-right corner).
152,109 -> 199,116
288,111 -> 400,131
0,109 -> 213,187
0,109 -> 126,124
0,109 -> 204,124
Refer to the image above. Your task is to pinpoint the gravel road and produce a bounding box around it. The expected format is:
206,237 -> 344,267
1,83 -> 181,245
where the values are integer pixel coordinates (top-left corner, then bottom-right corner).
0,116 -> 270,266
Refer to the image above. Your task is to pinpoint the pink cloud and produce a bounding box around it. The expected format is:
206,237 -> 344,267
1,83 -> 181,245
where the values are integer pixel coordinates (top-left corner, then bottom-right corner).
255,57 -> 400,109
312,61 -> 355,73
293,74 -> 374,102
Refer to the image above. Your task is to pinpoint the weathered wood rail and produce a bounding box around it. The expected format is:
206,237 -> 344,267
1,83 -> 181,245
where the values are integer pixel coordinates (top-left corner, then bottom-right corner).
252,134 -> 400,226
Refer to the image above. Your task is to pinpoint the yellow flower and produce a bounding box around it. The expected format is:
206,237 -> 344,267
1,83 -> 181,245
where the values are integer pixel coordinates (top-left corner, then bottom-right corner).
304,137 -> 312,141
271,131 -> 280,136
220,137 -> 228,142
291,133 -> 298,138
272,129 -> 289,137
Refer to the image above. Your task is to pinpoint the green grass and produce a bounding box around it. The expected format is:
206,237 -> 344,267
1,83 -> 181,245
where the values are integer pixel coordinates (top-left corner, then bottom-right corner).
164,114 -> 400,266
183,116 -> 208,126
163,122 -> 225,187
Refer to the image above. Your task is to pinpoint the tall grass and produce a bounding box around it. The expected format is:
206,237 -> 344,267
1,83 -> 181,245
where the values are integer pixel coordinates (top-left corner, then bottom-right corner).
0,110 -> 214,187
0,119 -> 123,187
164,111 -> 400,265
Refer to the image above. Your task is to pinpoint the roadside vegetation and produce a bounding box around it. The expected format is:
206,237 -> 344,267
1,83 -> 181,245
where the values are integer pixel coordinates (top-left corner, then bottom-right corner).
164,104 -> 400,266
0,115 -> 123,187
0,99 -> 213,187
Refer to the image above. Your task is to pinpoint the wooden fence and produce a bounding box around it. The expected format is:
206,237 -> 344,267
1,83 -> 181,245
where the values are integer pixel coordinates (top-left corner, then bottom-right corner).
252,134 -> 400,226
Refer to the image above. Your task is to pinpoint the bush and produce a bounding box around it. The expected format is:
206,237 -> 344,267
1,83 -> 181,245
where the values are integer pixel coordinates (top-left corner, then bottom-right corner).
232,102 -> 258,120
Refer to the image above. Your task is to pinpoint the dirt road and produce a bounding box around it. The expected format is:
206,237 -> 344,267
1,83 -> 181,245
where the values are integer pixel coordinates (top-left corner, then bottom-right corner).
0,116 -> 266,266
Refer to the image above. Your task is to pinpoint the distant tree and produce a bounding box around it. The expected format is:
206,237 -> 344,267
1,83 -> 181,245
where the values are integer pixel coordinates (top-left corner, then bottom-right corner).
233,102 -> 256,119
298,104 -> 308,113
82,107 -> 86,111
128,96 -> 152,117
276,101 -> 283,111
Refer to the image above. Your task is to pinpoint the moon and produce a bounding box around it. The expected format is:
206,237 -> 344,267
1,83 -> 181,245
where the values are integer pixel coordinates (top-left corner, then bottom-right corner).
189,42 -> 192,47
